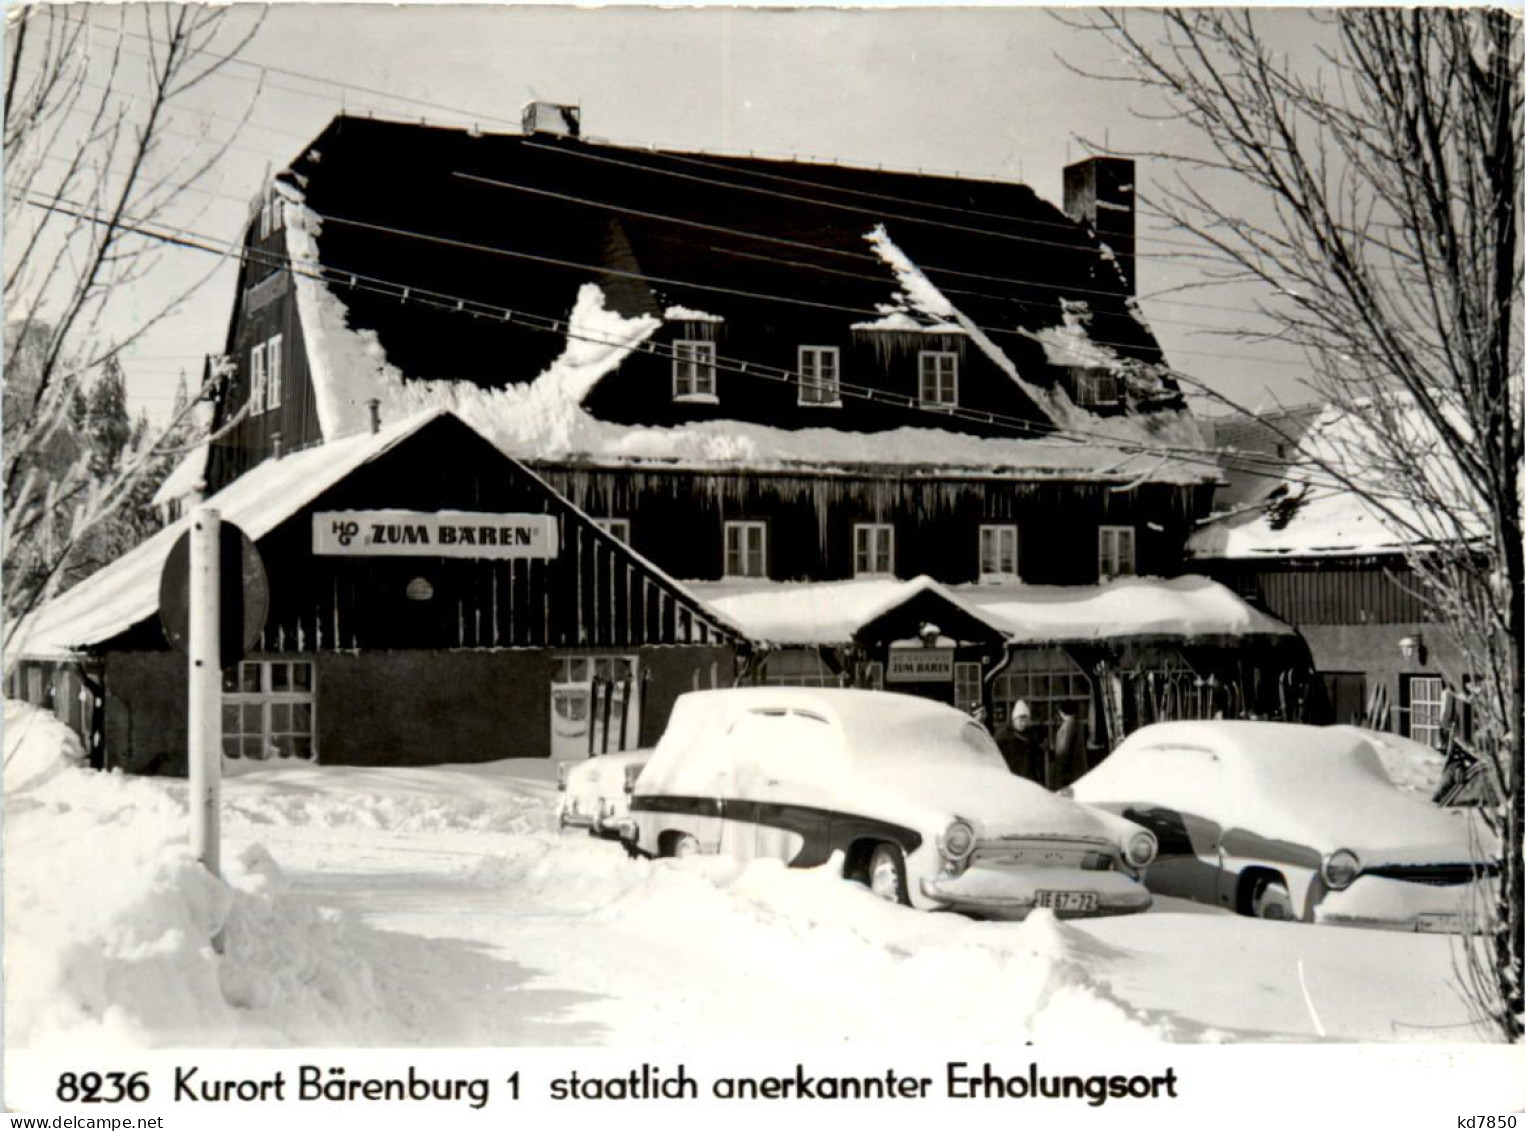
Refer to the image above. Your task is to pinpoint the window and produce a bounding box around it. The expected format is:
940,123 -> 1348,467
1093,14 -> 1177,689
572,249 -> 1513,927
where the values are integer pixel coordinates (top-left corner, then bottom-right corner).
991,648 -> 1093,753
1404,675 -> 1446,748
673,340 -> 717,401
222,660 -> 315,760
853,523 -> 895,577
798,346 -> 841,406
264,334 -> 283,411
257,186 -> 283,239
1099,525 -> 1136,578
594,517 -> 631,544
761,648 -> 843,688
954,661 -> 983,715
724,521 -> 767,578
552,655 -> 640,756
979,524 -> 1019,581
918,351 -> 958,408
1072,367 -> 1122,406
249,343 -> 267,415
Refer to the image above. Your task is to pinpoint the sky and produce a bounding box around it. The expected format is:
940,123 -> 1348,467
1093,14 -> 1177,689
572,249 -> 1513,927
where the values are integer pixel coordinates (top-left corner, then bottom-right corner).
6,3 -> 1323,427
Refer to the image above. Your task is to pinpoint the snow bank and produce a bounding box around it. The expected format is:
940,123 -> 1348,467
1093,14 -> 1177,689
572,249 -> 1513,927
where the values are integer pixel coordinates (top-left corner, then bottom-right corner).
223,759 -> 558,835
4,698 -> 86,793
3,701 -> 516,1048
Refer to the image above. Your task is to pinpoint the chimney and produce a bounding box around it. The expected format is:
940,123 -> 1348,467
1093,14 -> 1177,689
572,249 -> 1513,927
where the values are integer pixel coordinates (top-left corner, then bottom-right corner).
1063,157 -> 1135,295
367,399 -> 381,434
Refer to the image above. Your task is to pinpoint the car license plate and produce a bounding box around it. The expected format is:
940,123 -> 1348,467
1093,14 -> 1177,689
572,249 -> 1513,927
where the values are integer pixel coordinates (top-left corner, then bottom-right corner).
1035,890 -> 1098,912
1417,912 -> 1470,934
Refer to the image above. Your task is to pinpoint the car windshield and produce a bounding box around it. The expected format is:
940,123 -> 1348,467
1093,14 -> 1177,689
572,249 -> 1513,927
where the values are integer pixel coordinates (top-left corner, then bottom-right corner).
854,715 -> 1008,773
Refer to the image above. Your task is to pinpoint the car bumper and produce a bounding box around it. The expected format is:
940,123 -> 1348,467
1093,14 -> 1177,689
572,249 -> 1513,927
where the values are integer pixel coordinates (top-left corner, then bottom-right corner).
1311,875 -> 1495,933
919,865 -> 1152,918
557,801 -> 633,837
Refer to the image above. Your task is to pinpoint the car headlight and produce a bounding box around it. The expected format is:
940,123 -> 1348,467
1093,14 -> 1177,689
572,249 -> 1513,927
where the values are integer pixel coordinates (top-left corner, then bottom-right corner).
1322,849 -> 1361,890
1125,830 -> 1157,869
939,820 -> 976,862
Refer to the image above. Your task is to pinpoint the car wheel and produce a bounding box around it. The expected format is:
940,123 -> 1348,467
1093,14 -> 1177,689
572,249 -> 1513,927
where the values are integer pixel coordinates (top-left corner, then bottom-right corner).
866,843 -> 911,906
660,831 -> 700,858
1248,873 -> 1296,921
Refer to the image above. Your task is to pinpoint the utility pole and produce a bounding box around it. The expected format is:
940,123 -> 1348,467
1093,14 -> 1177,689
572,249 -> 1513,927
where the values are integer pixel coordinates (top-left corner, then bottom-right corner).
188,505 -> 222,878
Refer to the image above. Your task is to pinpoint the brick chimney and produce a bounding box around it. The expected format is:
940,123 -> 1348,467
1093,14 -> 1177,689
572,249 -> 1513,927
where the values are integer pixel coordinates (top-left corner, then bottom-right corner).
1063,157 -> 1135,294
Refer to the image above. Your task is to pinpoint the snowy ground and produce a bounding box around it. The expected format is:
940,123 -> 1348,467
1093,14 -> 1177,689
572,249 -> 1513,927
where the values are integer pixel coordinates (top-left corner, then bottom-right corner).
3,700 -> 1501,1052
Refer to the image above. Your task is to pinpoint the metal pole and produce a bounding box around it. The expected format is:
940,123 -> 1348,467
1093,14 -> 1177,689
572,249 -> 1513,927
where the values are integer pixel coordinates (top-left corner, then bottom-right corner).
189,506 -> 221,878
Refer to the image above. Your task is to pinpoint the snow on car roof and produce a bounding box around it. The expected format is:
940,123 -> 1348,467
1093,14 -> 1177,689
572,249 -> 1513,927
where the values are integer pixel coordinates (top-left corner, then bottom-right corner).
1076,720 -> 1482,860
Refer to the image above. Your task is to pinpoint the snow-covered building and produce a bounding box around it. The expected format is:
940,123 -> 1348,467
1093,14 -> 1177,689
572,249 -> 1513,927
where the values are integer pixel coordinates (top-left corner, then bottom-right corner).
1189,404 -> 1466,746
8,410 -> 739,769
13,113 -> 1314,772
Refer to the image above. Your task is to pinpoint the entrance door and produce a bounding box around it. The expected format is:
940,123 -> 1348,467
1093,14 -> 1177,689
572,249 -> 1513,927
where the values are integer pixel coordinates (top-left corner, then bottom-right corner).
1320,671 -> 1367,726
550,654 -> 640,761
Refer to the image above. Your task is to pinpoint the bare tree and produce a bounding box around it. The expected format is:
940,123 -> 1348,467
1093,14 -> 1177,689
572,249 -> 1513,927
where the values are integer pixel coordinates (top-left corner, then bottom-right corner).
3,4 -> 262,650
1067,8 -> 1522,1038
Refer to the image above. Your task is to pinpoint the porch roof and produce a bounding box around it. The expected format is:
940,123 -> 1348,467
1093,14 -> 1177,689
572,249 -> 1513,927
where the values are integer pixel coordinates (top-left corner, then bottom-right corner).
686,573 -> 1295,648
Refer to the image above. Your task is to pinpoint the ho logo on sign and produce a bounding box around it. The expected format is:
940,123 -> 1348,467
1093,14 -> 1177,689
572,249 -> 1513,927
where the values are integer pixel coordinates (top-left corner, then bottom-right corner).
313,510 -> 559,560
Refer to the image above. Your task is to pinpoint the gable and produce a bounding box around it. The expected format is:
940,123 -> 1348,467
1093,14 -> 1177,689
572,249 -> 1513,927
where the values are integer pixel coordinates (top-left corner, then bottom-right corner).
12,412 -> 736,661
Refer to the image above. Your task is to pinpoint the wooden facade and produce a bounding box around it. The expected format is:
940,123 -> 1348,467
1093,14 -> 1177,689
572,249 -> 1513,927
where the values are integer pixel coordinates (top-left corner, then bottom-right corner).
1207,558 -> 1434,626
19,414 -> 738,769
538,464 -> 1214,585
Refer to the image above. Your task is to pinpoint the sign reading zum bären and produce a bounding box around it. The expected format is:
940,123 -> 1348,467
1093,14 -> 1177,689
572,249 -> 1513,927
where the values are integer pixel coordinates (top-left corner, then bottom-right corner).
313,510 -> 559,559
886,647 -> 954,682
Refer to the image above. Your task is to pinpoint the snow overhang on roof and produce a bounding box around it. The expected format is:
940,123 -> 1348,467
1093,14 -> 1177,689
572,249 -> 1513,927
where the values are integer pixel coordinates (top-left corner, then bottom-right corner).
8,408 -> 458,663
686,574 -> 1294,648
1191,399 -> 1484,562
9,408 -> 738,663
149,446 -> 208,509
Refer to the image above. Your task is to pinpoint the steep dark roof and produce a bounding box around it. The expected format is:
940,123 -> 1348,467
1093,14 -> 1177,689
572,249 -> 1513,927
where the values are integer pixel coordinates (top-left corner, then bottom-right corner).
277,115 -> 1171,406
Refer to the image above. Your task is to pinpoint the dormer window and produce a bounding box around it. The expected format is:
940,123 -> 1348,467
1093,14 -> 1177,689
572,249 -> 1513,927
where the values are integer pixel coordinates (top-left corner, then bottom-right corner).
1071,366 -> 1123,407
798,346 -> 841,406
918,351 -> 957,409
853,523 -> 895,577
673,340 -> 717,402
1099,525 -> 1136,579
979,524 -> 1019,582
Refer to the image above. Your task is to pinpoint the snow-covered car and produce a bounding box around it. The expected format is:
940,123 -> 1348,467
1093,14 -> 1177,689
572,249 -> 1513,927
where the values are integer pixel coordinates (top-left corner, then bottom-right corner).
1068,720 -> 1497,932
623,687 -> 1156,918
556,751 -> 650,839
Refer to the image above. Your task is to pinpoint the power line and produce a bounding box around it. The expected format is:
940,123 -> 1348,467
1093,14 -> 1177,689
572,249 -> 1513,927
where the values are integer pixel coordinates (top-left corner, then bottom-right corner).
454,167 -> 1282,331
584,142 -> 1212,254
32,195 -> 1347,494
310,205 -> 1311,369
520,138 -> 1134,258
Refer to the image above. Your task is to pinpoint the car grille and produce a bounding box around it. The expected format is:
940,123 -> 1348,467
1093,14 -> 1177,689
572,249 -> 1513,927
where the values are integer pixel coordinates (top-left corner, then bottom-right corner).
973,837 -> 1116,872
1362,862 -> 1498,886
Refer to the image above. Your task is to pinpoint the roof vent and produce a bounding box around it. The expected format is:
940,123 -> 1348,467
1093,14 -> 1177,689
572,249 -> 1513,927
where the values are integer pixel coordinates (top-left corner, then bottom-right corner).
521,101 -> 581,139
